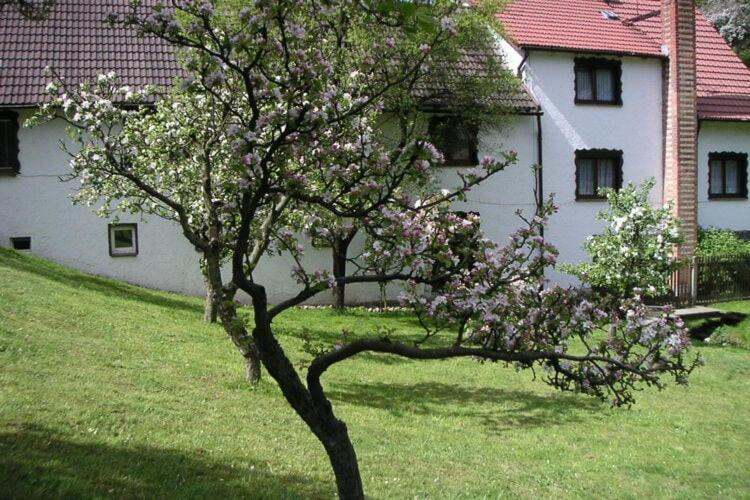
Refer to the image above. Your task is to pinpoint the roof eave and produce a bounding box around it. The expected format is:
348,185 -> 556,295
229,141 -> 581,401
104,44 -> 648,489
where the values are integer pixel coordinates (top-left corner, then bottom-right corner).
521,44 -> 666,59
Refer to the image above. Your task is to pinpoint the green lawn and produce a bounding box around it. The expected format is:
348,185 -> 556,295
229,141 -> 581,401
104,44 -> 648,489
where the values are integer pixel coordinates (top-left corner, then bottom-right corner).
0,248 -> 749,498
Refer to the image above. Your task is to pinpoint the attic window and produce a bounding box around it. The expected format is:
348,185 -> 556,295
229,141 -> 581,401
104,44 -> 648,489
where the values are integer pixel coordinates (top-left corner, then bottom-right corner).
601,10 -> 619,20
574,58 -> 622,105
428,116 -> 478,167
0,110 -> 21,176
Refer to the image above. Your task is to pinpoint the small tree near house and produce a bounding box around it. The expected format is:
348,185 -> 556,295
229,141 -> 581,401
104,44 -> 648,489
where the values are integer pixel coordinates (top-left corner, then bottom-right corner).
562,179 -> 684,302
32,2 -> 701,498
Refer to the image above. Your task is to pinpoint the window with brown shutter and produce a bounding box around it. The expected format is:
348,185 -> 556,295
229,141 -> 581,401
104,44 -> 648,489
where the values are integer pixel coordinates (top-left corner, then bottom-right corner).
708,152 -> 748,199
574,58 -> 622,105
0,110 -> 21,176
575,149 -> 623,200
428,116 -> 479,167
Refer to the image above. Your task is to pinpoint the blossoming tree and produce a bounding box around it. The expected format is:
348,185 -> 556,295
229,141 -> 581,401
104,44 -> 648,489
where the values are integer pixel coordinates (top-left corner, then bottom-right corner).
562,179 -> 684,300
32,1 -> 700,498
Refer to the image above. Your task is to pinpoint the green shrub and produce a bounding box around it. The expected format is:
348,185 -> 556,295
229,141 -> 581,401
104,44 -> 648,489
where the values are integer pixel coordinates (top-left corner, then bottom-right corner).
697,228 -> 750,257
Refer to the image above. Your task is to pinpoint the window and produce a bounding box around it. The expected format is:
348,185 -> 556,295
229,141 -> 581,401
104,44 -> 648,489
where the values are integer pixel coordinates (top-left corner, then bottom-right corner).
575,149 -> 623,200
10,237 -> 30,251
708,152 -> 748,199
574,58 -> 622,105
108,224 -> 138,257
0,110 -> 21,175
428,116 -> 478,166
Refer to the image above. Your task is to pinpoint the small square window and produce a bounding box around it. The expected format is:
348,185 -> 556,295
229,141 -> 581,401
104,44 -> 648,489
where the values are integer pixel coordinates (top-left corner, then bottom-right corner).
10,237 -> 31,251
108,224 -> 138,257
575,149 -> 623,200
428,116 -> 479,166
574,58 -> 622,105
708,152 -> 748,199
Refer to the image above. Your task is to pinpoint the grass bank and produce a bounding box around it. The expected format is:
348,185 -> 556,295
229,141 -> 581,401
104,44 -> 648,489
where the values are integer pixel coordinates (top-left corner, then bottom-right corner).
0,249 -> 748,498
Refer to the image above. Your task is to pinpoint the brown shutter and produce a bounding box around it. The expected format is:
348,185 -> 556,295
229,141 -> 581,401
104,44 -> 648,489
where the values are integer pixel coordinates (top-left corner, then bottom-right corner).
0,110 -> 21,175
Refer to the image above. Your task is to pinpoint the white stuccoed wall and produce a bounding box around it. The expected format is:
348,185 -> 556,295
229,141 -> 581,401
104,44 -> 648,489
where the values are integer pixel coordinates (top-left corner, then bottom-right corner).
697,121 -> 750,230
0,109 -> 539,305
0,109 -> 381,305
434,114 -> 539,244
521,51 -> 665,282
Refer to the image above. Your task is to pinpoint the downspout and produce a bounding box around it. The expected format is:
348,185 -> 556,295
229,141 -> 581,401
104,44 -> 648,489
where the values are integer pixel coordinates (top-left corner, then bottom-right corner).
535,111 -> 544,238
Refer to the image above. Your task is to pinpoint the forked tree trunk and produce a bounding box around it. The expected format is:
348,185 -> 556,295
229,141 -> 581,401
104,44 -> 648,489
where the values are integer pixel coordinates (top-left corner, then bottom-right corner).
203,255 -> 261,384
243,289 -> 365,498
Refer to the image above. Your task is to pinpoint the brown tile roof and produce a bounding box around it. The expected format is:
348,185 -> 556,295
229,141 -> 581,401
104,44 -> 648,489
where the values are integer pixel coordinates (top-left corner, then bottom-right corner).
0,0 -> 178,107
416,50 -> 539,113
0,0 -> 538,113
499,0 -> 750,121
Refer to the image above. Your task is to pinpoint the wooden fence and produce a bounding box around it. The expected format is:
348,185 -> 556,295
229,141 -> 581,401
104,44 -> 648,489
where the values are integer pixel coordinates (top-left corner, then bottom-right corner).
664,255 -> 750,306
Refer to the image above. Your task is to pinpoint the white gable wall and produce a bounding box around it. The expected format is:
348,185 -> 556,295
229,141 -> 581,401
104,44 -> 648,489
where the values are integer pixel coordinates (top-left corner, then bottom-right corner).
522,50 -> 664,279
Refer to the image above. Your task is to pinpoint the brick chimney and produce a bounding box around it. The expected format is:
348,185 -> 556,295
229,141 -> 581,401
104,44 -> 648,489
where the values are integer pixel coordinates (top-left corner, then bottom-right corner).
662,0 -> 698,256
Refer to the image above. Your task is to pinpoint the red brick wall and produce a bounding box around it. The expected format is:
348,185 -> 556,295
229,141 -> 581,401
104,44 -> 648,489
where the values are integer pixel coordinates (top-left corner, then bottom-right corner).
663,0 -> 698,257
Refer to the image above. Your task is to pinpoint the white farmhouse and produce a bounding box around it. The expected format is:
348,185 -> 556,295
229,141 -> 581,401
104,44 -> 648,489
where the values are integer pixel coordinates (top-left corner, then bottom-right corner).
1,0 -> 748,304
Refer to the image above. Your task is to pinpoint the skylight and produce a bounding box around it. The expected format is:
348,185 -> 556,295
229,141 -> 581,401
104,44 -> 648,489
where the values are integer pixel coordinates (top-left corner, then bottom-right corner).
601,10 -> 620,20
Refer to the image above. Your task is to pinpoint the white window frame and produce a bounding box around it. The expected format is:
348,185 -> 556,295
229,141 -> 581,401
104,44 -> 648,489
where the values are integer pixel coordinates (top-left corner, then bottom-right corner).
108,223 -> 138,257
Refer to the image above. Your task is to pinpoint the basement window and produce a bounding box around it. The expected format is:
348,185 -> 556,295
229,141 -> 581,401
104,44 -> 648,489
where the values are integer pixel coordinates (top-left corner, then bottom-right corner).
0,110 -> 21,176
575,149 -> 623,200
108,224 -> 138,257
428,116 -> 479,166
708,152 -> 748,199
574,58 -> 622,105
10,237 -> 31,251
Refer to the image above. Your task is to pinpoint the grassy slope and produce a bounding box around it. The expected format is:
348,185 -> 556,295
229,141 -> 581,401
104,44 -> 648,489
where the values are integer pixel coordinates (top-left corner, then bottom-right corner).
0,248 -> 749,499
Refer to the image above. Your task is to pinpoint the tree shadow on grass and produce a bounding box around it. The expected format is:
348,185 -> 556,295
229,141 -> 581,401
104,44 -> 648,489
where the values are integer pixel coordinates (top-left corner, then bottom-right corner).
329,381 -> 604,433
0,249 -> 204,316
0,423 -> 331,499
688,312 -> 747,340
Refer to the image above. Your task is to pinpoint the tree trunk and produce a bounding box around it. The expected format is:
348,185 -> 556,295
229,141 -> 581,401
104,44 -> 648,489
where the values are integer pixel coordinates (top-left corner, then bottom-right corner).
332,236 -> 349,310
241,286 -> 365,497
322,421 -> 364,499
245,345 -> 262,384
201,260 -> 218,323
204,283 -> 218,323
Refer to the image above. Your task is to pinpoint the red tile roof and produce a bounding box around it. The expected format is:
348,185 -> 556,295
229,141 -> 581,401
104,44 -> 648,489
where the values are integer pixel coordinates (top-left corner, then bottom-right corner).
0,0 -> 178,107
498,0 -> 664,57
499,0 -> 750,121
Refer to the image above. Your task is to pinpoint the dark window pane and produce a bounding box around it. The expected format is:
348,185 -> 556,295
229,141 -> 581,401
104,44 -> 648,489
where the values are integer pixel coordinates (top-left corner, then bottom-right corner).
709,159 -> 724,194
11,237 -> 31,250
725,160 -> 740,194
429,117 -> 476,165
595,68 -> 615,102
598,158 -> 616,189
576,68 -> 593,100
578,158 -> 595,196
114,229 -> 134,248
0,119 -> 11,169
